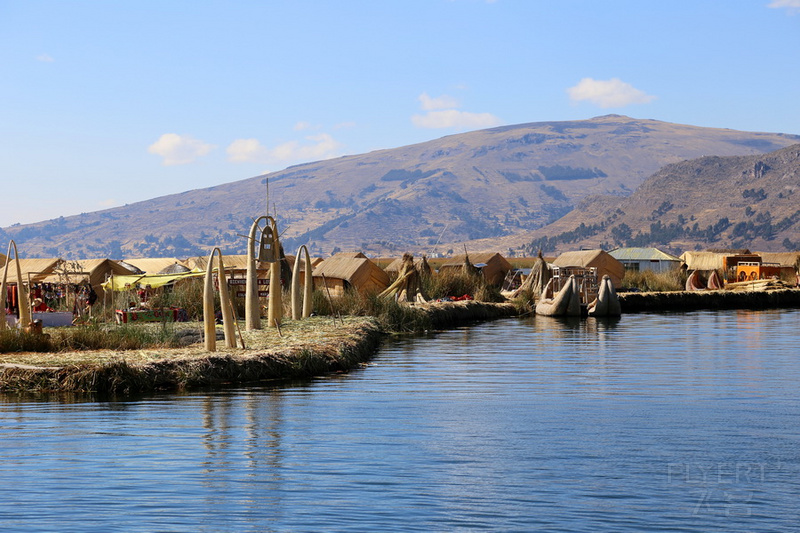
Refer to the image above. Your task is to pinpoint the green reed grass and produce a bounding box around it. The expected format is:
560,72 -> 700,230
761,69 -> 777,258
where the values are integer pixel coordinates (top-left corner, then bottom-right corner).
0,324 -> 184,354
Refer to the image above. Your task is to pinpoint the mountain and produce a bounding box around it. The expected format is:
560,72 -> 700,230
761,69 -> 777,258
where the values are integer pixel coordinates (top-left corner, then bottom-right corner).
4,115 -> 800,259
508,143 -> 800,255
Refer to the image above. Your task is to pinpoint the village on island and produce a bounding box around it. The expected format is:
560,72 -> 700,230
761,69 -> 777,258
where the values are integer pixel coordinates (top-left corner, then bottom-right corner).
2,210 -> 800,394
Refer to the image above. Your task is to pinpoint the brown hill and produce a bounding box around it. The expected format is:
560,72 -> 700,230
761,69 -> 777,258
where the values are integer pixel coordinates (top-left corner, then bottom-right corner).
4,115 -> 799,259
504,144 -> 800,255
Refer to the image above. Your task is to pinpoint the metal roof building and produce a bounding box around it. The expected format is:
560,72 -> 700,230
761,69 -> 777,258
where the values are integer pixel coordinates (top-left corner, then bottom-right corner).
609,247 -> 682,273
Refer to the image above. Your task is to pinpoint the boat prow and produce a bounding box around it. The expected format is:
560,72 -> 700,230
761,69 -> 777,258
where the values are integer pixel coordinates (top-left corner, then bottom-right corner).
587,275 -> 621,317
536,275 -> 581,317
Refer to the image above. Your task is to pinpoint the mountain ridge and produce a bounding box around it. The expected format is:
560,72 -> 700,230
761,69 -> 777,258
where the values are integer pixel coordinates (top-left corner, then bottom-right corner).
4,115 -> 800,259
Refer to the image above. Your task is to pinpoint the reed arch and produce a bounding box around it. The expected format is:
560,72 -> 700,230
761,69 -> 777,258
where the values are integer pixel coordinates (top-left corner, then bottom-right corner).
0,240 -> 31,331
203,248 -> 236,352
245,216 -> 283,330
291,245 -> 314,320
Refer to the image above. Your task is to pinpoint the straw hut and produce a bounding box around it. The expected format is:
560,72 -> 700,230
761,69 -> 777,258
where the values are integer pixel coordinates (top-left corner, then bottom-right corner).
609,247 -> 682,273
680,250 -> 763,280
551,249 -> 625,288
1,257 -> 64,285
679,251 -> 730,272
39,258 -> 137,299
755,252 -> 800,278
2,258 -> 64,318
438,252 -> 512,286
384,255 -> 430,279
185,254 -> 248,272
122,258 -> 189,275
312,252 -> 390,296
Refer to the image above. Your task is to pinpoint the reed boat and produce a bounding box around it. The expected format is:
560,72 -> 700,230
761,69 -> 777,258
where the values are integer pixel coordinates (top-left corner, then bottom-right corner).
587,275 -> 621,317
685,270 -> 705,291
535,275 -> 581,317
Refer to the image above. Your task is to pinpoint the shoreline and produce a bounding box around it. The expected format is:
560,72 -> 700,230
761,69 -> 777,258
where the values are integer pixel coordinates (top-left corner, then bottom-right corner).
0,301 -> 517,395
619,287 -> 800,313
1,290 -> 797,395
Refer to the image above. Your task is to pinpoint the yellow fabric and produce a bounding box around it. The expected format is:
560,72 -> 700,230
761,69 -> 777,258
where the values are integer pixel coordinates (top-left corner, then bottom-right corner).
101,270 -> 205,291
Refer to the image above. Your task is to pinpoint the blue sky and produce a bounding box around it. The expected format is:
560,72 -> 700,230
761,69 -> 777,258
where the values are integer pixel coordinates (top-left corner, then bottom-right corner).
1,0 -> 799,227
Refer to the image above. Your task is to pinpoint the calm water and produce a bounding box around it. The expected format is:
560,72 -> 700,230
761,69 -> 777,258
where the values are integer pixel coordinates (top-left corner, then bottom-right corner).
1,310 -> 799,532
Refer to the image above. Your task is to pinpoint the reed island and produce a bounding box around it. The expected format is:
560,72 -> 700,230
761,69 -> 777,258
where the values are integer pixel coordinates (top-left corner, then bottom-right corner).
2,237 -> 799,395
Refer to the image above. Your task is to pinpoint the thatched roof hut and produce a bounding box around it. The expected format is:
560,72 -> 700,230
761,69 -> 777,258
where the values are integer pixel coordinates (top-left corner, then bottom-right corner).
756,252 -> 800,269
1,258 -> 63,284
384,255 -> 430,278
312,253 -> 390,296
122,258 -> 189,275
438,252 -> 512,286
185,254 -> 259,272
551,249 -> 625,288
679,251 -> 729,272
39,258 -> 138,297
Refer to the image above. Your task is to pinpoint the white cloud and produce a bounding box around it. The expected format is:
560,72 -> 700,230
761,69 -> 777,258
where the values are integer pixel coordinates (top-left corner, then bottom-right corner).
293,121 -> 319,131
271,133 -> 342,162
567,78 -> 656,108
412,91 -> 502,130
412,109 -> 503,129
227,138 -> 269,163
36,54 -> 54,62
419,92 -> 459,111
148,133 -> 215,165
227,133 -> 342,164
98,199 -> 119,208
768,0 -> 800,13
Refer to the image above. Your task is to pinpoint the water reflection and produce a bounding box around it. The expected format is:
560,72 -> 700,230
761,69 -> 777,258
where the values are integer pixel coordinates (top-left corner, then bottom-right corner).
1,310 -> 799,532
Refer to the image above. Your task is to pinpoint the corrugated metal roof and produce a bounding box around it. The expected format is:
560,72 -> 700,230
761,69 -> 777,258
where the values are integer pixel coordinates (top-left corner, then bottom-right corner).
609,247 -> 682,262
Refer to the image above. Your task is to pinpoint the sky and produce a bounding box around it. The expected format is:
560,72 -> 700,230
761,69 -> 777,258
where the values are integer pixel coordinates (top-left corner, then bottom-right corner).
1,0 -> 799,228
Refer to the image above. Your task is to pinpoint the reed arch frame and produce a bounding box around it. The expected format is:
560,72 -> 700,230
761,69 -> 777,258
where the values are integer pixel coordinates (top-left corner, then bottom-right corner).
0,240 -> 31,330
203,247 -> 236,351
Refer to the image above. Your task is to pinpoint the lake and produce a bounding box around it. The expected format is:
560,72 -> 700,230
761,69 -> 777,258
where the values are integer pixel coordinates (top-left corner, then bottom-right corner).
1,309 -> 799,532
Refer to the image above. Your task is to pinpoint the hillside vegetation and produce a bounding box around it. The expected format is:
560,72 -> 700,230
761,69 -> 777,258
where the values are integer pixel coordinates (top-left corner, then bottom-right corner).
514,144 -> 800,255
